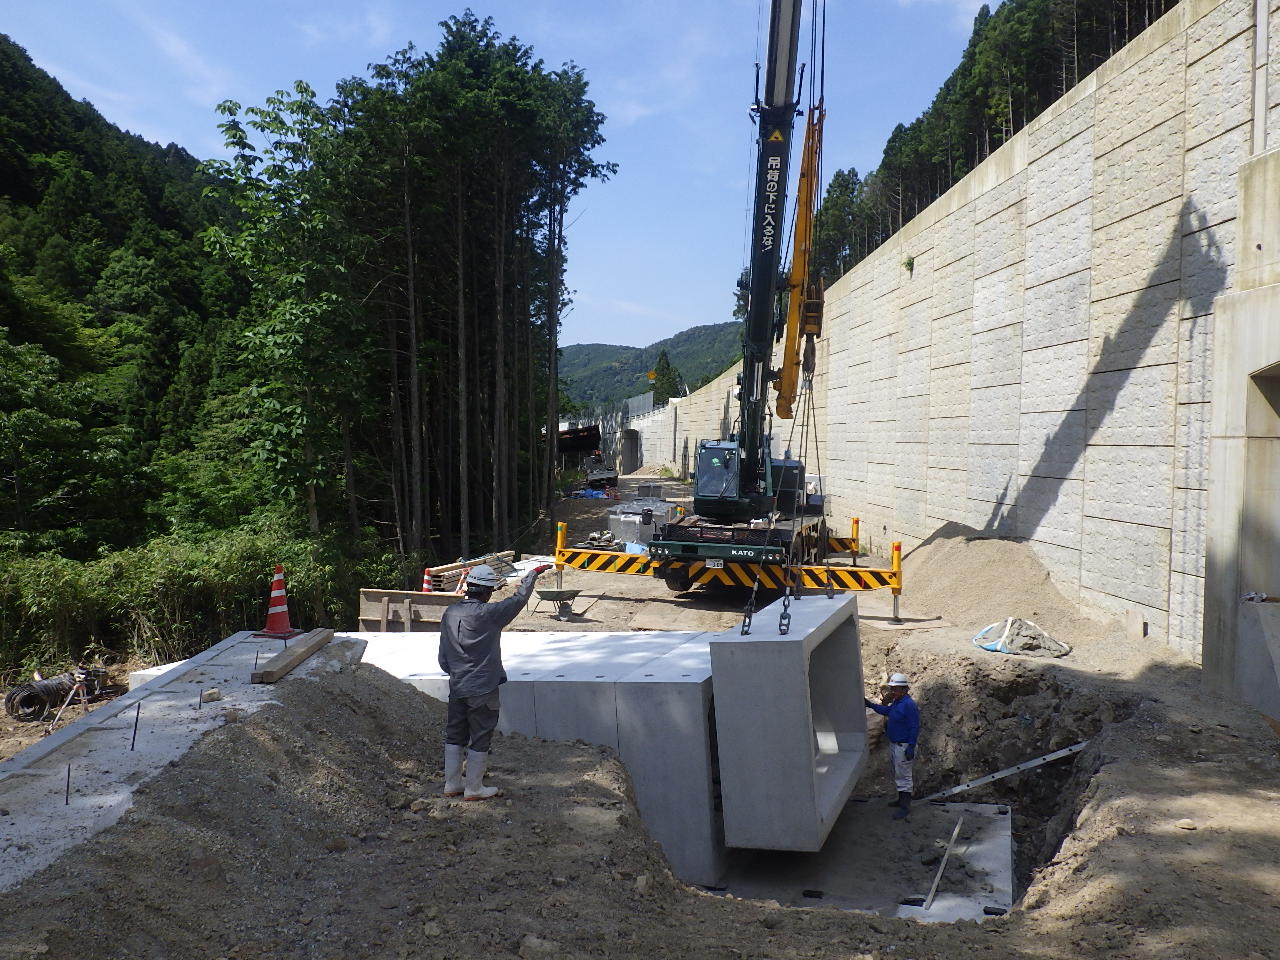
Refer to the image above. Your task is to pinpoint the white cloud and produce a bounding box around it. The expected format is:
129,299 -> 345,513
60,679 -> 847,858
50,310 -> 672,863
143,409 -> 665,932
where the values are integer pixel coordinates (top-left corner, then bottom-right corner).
37,60 -> 132,110
117,3 -> 234,107
36,55 -> 189,146
891,0 -> 993,31
365,4 -> 394,47
572,291 -> 687,328
297,2 -> 397,51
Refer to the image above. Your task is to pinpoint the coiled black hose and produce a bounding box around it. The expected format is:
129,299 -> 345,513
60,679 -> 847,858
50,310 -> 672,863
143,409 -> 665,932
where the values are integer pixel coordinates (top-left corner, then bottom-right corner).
4,673 -> 78,721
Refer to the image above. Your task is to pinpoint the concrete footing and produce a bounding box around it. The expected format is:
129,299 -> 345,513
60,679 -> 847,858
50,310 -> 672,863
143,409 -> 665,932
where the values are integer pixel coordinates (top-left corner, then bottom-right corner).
0,632 -> 364,893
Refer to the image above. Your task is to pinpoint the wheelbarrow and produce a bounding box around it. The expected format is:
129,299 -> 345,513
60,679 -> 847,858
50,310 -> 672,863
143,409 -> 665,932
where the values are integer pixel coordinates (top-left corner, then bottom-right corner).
533,589 -> 605,621
534,588 -> 581,621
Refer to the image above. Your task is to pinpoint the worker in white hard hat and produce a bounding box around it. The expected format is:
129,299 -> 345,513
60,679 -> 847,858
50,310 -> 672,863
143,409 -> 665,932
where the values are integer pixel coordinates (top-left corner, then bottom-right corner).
438,562 -> 552,800
865,672 -> 920,819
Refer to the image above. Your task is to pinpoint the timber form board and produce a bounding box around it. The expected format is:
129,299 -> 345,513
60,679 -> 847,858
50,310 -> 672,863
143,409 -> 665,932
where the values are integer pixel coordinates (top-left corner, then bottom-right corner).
251,628 -> 335,683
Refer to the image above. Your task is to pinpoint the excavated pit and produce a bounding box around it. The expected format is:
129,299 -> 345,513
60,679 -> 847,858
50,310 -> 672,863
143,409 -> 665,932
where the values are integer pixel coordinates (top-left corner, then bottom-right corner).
860,648 -> 1137,896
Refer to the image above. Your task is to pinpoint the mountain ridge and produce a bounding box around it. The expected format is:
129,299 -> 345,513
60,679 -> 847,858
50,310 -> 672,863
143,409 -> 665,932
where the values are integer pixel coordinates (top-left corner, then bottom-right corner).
561,321 -> 742,406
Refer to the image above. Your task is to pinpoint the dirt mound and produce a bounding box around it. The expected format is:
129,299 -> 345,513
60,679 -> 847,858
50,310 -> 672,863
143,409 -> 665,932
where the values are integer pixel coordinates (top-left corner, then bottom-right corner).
903,528 -> 1116,648
0,661 -> 683,960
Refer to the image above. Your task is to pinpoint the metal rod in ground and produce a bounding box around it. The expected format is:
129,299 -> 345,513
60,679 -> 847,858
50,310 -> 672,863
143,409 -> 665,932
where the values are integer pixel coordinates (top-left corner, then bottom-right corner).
64,763 -> 71,806
923,815 -> 965,911
921,741 -> 1089,802
254,650 -> 260,671
46,681 -> 83,736
197,689 -> 202,711
130,702 -> 141,751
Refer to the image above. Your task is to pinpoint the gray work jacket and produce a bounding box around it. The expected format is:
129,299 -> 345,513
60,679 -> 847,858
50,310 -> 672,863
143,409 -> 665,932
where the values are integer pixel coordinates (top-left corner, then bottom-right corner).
438,572 -> 538,699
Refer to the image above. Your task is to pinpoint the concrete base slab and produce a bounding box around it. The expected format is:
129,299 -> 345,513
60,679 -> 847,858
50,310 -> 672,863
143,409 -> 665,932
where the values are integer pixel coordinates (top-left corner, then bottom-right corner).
719,800 -> 1013,922
0,632 -> 365,894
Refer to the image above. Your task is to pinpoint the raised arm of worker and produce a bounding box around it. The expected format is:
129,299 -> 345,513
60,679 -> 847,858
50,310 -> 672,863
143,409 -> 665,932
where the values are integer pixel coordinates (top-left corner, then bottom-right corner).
476,566 -> 550,629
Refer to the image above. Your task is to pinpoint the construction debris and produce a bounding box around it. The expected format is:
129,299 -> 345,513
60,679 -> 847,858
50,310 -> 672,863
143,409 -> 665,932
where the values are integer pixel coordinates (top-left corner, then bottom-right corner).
4,668 -> 109,721
971,618 -> 1071,657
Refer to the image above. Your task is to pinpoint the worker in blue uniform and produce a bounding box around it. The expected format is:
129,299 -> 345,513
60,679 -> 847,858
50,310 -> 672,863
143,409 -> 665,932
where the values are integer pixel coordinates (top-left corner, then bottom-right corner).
865,673 -> 920,819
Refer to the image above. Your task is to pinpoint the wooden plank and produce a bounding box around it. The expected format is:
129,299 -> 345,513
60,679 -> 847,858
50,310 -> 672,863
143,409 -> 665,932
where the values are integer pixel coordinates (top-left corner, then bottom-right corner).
251,628 -> 334,684
380,596 -> 389,631
428,551 -> 516,577
924,816 -> 965,911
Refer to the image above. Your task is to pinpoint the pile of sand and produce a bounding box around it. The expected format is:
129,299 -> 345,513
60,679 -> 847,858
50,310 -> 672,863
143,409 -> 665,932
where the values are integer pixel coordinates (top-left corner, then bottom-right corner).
902,527 -> 1117,648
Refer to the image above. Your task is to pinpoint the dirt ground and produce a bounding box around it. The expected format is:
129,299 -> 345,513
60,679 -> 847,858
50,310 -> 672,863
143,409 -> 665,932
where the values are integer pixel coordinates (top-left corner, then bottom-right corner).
2,482 -> 1279,959
0,662 -> 139,765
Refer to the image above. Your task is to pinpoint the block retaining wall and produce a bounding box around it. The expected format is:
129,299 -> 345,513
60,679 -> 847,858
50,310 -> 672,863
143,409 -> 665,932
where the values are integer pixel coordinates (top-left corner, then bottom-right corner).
625,0 -> 1277,661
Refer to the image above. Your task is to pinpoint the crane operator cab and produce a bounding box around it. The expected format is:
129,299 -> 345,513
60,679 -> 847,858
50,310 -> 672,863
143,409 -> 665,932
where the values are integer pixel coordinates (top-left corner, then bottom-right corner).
695,440 -> 742,503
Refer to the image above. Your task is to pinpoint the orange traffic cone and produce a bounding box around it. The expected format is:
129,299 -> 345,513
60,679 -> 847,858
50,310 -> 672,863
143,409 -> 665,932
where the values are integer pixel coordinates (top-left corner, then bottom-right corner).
258,565 -> 298,637
422,568 -> 434,593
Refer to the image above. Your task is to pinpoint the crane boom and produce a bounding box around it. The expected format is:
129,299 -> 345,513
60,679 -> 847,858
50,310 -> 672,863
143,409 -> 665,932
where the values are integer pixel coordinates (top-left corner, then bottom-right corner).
775,101 -> 824,420
560,0 -> 907,600
695,0 -> 805,523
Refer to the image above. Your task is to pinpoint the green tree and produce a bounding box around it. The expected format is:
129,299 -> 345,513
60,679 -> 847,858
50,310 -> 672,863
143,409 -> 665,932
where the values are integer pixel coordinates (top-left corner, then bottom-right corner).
651,350 -> 683,406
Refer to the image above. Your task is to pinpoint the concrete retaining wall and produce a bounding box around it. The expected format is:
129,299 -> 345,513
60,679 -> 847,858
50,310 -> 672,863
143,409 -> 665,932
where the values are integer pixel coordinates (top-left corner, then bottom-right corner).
626,0 -> 1277,663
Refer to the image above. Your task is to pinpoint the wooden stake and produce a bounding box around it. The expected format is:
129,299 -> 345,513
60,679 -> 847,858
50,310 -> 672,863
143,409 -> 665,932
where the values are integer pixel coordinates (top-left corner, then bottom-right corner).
924,815 -> 965,911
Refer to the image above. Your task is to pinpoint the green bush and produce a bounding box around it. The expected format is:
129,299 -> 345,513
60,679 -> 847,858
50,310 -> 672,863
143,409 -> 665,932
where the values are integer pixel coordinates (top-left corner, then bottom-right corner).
0,523 -> 400,675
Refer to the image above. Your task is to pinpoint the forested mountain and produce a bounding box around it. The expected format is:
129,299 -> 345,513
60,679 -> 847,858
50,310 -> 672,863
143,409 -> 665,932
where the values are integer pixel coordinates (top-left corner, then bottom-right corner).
561,321 -> 742,406
812,0 -> 1181,281
0,17 -> 611,674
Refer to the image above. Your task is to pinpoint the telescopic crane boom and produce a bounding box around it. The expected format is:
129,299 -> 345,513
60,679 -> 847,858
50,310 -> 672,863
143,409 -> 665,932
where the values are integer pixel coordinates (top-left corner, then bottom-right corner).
694,0 -> 805,524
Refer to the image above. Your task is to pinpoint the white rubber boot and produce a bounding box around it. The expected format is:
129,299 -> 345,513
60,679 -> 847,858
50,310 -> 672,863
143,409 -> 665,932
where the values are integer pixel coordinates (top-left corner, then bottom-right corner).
443,744 -> 464,797
463,749 -> 500,801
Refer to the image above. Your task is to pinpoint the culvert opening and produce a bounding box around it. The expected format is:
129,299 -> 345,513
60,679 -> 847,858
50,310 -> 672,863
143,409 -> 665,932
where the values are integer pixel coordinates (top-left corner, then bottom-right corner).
716,663 -> 1136,920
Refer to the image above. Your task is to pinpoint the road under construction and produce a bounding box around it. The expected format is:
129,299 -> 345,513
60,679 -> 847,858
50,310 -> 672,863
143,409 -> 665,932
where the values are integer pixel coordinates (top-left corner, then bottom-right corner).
3,0 -> 1280,954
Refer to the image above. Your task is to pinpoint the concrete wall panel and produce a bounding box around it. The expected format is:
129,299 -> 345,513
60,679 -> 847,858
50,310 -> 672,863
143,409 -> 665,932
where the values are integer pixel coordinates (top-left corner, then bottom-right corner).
972,323 -> 1023,388
1023,270 -> 1091,351
973,262 -> 1024,333
1029,129 -> 1093,225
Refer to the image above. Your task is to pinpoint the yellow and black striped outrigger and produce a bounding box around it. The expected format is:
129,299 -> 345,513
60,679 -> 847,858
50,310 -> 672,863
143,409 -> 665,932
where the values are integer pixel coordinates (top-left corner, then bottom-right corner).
553,520 -> 903,596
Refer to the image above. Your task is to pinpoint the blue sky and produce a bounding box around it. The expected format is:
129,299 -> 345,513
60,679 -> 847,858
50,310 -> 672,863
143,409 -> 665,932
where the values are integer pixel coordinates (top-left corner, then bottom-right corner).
4,0 -> 988,347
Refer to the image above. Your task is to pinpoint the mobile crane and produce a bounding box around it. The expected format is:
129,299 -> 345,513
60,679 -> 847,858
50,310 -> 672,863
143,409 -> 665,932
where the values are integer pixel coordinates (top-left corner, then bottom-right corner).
554,0 -> 902,602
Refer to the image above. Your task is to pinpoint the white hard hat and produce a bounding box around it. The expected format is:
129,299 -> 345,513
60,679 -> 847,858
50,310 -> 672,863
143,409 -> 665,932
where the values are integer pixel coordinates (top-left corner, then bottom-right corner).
465,564 -> 503,588
887,673 -> 910,687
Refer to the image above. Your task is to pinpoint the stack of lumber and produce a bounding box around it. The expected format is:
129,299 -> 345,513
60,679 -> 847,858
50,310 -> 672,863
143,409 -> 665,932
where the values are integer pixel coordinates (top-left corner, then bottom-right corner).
428,551 -> 517,593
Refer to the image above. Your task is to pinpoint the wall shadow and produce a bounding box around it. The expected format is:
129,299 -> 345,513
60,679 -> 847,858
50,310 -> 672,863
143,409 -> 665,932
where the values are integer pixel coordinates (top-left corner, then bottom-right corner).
983,199 -> 1226,546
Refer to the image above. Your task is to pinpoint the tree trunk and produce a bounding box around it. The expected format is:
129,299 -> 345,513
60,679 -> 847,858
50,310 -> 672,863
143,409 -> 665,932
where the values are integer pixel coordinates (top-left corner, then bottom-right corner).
493,162 -> 511,547
341,414 -> 360,537
386,314 -> 408,557
456,169 -> 470,558
545,199 -> 563,532
402,161 -> 424,558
